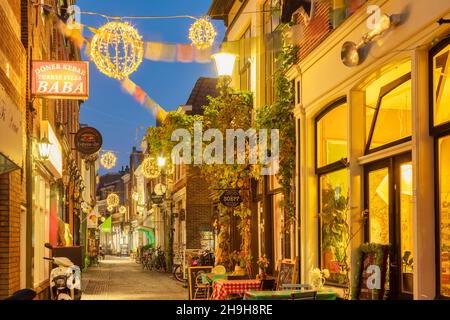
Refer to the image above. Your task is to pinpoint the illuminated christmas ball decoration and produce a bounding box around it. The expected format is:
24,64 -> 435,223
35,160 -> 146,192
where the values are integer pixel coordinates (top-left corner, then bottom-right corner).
189,18 -> 216,49
142,157 -> 161,179
90,21 -> 144,80
101,151 -> 117,170
107,205 -> 114,213
106,193 -> 120,207
119,206 -> 127,214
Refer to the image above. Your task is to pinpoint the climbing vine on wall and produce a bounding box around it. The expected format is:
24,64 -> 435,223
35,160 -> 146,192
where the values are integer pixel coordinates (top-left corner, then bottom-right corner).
257,24 -> 298,227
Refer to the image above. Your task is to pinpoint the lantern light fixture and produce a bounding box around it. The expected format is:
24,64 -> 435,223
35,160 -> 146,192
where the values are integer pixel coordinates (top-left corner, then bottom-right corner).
157,156 -> 167,168
38,136 -> 52,161
212,52 -> 237,77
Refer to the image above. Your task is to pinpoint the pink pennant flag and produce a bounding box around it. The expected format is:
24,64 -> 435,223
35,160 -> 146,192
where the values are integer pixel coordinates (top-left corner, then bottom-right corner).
194,47 -> 212,63
121,78 -> 136,95
133,86 -> 146,104
159,43 -> 177,62
177,44 -> 194,63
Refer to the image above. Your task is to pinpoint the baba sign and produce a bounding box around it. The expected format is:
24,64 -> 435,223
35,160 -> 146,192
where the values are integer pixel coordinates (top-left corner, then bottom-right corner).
31,61 -> 89,100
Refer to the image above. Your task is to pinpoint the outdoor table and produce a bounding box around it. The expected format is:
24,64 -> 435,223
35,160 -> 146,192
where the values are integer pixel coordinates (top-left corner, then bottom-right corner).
212,279 -> 261,300
243,289 -> 337,300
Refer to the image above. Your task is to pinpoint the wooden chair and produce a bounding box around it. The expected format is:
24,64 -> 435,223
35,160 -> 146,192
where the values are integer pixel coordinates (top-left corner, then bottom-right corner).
194,274 -> 211,300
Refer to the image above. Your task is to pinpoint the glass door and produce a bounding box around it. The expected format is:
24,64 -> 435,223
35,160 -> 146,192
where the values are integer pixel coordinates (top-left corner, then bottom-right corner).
364,153 -> 413,299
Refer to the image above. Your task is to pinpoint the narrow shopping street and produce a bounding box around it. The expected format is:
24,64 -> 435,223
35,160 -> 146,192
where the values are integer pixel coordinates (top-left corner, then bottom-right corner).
82,256 -> 187,300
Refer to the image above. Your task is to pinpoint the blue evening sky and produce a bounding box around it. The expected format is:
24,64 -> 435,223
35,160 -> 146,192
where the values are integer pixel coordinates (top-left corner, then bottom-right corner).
77,0 -> 224,174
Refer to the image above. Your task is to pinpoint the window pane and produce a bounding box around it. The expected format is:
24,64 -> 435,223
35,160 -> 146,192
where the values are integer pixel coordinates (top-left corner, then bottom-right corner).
273,192 -> 284,264
400,163 -> 414,295
439,136 -> 450,297
320,169 -> 348,285
433,43 -> 450,127
368,167 -> 390,244
317,103 -> 348,168
370,79 -> 412,150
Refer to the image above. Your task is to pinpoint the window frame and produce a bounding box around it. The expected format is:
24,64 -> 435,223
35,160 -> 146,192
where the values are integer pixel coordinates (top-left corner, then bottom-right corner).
429,36 -> 450,136
365,72 -> 412,155
315,97 -> 349,287
431,35 -> 450,300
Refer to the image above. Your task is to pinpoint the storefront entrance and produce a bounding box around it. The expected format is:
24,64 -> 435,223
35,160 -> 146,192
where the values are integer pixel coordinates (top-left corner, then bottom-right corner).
364,153 -> 414,300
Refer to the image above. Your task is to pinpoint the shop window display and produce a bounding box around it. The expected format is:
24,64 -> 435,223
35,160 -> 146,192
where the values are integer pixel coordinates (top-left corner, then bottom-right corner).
432,42 -> 450,127
439,136 -> 450,297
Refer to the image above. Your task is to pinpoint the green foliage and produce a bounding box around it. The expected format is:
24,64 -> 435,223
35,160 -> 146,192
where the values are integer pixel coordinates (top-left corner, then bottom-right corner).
257,24 -> 298,226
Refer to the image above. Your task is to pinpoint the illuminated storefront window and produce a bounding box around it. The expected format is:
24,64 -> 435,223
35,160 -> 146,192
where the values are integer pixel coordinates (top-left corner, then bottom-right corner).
431,37 -> 450,298
316,98 -> 349,286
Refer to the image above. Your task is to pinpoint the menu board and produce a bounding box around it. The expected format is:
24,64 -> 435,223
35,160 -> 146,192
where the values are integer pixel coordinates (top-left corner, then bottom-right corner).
187,266 -> 213,300
276,259 -> 298,290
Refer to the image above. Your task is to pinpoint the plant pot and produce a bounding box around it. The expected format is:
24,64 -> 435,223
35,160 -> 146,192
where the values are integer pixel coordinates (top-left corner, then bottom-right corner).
402,272 -> 414,293
233,265 -> 245,276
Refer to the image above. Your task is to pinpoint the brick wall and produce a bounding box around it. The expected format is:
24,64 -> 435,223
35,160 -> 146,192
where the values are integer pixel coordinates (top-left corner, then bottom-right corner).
185,167 -> 213,249
0,171 -> 23,299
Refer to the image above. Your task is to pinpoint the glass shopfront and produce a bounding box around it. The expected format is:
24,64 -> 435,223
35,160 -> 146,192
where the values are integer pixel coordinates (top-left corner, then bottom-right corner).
431,36 -> 450,298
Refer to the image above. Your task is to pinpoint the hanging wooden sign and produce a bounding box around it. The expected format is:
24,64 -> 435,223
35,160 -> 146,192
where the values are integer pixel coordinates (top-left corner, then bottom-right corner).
219,190 -> 242,208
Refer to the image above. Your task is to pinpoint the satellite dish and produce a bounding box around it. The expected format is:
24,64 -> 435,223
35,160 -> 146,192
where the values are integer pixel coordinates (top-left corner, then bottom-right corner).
341,41 -> 361,67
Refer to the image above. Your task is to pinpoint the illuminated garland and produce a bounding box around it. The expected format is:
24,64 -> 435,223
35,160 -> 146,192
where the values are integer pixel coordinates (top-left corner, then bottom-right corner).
90,21 -> 144,79
101,151 -> 117,170
189,18 -> 216,49
119,206 -> 127,214
106,193 -> 120,207
142,157 -> 160,179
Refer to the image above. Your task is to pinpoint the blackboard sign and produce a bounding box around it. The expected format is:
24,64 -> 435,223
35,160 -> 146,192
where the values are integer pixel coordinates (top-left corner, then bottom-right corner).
188,266 -> 213,300
220,190 -> 242,208
276,258 -> 298,290
352,243 -> 389,300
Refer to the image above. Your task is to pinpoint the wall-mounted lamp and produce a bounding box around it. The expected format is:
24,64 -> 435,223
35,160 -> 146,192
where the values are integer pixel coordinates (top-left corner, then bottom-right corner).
212,52 -> 236,78
341,13 -> 402,67
157,156 -> 166,168
38,136 -> 52,161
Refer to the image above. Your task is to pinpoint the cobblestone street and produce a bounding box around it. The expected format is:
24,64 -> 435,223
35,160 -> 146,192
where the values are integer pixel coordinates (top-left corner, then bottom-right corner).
81,256 -> 187,300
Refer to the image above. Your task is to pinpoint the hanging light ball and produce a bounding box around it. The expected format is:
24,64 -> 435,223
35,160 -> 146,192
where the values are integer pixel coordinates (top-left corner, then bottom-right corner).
90,21 -> 144,80
106,193 -> 120,207
142,157 -> 161,179
119,206 -> 127,214
101,151 -> 117,170
107,205 -> 114,212
189,18 -> 216,49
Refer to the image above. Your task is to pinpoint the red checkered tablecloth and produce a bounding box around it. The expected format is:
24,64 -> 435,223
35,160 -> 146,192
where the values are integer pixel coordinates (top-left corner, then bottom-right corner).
212,280 -> 261,300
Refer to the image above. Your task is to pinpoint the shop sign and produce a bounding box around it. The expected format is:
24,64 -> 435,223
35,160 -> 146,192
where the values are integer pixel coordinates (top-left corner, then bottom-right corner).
75,126 -> 102,155
41,121 -> 63,178
151,192 -> 164,205
0,84 -> 22,172
220,190 -> 242,208
31,61 -> 89,100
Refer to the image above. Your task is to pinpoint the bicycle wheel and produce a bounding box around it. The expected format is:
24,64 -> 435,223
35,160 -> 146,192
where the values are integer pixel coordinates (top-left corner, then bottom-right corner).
173,265 -> 183,282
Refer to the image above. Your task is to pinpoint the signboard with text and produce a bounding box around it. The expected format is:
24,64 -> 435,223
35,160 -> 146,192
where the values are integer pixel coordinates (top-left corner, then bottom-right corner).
31,61 -> 89,100
75,127 -> 102,155
219,190 -> 242,208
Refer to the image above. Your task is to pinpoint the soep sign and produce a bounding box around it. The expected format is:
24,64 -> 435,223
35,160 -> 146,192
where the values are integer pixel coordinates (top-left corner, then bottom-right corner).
220,190 -> 242,208
32,61 -> 89,100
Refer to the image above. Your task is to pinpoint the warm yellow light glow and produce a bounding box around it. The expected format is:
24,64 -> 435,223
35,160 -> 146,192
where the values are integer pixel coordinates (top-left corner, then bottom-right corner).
142,157 -> 160,179
101,151 -> 117,170
38,136 -> 52,160
119,206 -> 127,214
132,191 -> 139,201
157,156 -> 166,167
106,193 -> 120,207
90,21 -> 144,80
401,164 -> 413,196
107,205 -> 114,212
212,52 -> 236,77
189,18 -> 216,49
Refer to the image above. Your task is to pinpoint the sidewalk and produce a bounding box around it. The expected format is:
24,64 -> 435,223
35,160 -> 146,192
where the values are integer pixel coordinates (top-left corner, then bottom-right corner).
81,256 -> 187,300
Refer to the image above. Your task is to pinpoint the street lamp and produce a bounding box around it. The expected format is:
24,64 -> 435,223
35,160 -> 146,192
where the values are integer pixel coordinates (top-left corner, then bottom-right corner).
38,136 -> 52,161
157,156 -> 167,168
212,52 -> 236,77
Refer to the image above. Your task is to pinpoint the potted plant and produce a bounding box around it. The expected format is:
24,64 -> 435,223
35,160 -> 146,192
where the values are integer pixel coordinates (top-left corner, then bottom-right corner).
256,255 -> 270,280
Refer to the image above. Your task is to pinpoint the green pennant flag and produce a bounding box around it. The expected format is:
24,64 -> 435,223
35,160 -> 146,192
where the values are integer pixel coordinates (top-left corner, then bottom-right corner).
101,216 -> 112,233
